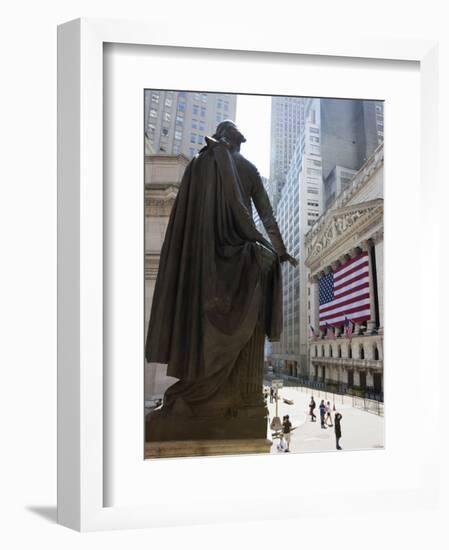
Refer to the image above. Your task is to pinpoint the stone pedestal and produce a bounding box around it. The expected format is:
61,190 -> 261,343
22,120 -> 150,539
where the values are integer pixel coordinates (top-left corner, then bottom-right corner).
146,320 -> 269,443
145,438 -> 272,459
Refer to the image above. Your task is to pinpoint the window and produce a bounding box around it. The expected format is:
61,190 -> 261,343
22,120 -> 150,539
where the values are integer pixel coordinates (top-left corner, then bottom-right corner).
310,136 -> 320,143
193,104 -> 199,116
199,122 -> 205,132
307,220 -> 315,226
308,159 -> 322,167
151,93 -> 159,103
337,345 -> 342,358
175,130 -> 182,140
307,187 -> 318,195
193,92 -> 200,101
216,113 -> 222,123
149,109 -> 157,118
190,133 -> 197,143
191,120 -> 198,129
307,168 -> 321,176
359,345 -> 365,360
201,93 -> 208,103
163,112 -> 171,122
217,99 -> 223,110
201,107 -> 206,117
189,147 -> 196,157
161,127 -> 169,137
147,123 -> 155,133
176,115 -> 183,125
310,127 -> 319,134
198,135 -> 204,144
165,97 -> 172,107
173,145 -> 180,154
177,103 -> 185,112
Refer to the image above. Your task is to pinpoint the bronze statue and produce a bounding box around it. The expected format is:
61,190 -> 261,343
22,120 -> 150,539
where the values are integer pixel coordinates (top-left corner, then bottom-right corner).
145,121 -> 297,442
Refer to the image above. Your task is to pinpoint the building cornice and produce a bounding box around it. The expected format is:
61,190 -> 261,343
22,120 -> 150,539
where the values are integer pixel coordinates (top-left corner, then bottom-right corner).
305,198 -> 383,273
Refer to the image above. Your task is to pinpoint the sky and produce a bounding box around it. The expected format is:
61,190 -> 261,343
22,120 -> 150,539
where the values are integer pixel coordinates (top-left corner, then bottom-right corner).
235,94 -> 271,179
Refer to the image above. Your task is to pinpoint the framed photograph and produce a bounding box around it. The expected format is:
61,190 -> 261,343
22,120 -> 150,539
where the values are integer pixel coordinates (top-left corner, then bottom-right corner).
58,18 -> 440,531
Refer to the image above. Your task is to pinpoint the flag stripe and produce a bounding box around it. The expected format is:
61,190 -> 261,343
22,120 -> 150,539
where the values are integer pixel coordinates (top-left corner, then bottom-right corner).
320,296 -> 370,317
334,279 -> 369,297
334,251 -> 368,274
334,265 -> 369,288
320,302 -> 370,322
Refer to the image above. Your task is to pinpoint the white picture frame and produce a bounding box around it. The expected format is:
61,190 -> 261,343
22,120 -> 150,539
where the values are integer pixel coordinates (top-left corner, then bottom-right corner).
57,17 -> 440,531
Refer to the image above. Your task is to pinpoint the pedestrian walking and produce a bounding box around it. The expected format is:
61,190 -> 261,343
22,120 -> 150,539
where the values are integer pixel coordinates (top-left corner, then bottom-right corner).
282,415 -> 293,452
319,399 -> 327,429
309,396 -> 316,422
269,387 -> 274,403
334,411 -> 343,450
325,400 -> 333,427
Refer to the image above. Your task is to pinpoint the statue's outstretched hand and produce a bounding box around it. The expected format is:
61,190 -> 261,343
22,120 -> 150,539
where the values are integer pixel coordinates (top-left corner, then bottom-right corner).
280,253 -> 298,267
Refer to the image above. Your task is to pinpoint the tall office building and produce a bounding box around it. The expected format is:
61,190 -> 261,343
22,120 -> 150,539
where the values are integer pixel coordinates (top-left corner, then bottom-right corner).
144,90 -> 237,158
270,98 -> 322,376
269,96 -> 305,209
320,99 -> 384,208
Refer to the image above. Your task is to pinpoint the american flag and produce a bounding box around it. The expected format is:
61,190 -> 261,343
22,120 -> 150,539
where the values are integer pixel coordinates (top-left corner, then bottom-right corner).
344,316 -> 354,341
319,252 -> 371,329
325,322 -> 336,339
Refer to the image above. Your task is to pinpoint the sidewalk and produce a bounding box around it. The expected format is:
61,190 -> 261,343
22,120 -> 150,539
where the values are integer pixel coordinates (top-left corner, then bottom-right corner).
265,384 -> 384,454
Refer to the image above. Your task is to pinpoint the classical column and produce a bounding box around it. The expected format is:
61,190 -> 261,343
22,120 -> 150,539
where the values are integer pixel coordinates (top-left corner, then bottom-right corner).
361,240 -> 377,334
373,231 -> 384,335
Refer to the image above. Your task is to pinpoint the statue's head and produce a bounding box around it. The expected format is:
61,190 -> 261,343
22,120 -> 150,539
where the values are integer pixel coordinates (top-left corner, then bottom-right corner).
212,120 -> 246,151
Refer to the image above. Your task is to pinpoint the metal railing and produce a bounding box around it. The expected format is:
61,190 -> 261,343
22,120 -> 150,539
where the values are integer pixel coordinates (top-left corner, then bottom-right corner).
352,396 -> 384,416
264,372 -> 383,403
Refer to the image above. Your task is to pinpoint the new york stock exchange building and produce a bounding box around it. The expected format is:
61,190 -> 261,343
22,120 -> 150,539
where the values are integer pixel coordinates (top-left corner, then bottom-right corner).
304,144 -> 384,401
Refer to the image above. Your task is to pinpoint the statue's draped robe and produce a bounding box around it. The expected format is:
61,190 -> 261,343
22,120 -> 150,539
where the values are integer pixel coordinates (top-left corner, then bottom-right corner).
145,138 -> 286,408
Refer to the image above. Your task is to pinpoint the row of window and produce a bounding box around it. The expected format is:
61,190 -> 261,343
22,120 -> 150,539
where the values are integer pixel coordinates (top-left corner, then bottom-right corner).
313,344 -> 380,360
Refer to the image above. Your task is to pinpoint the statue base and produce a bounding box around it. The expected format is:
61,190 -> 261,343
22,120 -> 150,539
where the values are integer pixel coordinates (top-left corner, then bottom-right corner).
145,403 -> 268,442
145,437 -> 272,459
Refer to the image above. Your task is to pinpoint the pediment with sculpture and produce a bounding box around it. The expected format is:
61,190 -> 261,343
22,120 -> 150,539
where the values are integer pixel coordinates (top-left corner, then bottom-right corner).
305,198 -> 383,267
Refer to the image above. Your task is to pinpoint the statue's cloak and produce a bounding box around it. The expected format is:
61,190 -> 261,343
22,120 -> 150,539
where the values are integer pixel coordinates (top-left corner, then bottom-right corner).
145,138 -> 282,387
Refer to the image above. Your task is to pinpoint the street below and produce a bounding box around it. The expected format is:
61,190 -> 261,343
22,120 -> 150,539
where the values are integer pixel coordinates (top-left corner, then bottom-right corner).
265,381 -> 384,454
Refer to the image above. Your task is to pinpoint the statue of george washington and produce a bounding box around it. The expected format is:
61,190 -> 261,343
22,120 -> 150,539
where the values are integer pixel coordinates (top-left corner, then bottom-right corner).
145,120 -> 297,443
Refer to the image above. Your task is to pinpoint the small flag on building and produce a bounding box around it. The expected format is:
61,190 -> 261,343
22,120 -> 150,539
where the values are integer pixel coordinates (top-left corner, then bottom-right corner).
309,325 -> 318,341
344,316 -> 354,341
325,322 -> 336,340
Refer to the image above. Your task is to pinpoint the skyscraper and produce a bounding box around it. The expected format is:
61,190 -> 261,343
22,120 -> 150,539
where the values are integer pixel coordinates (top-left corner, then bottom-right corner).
270,98 -> 322,376
269,96 -> 305,208
144,90 -> 237,158
320,99 -> 384,208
